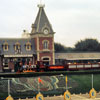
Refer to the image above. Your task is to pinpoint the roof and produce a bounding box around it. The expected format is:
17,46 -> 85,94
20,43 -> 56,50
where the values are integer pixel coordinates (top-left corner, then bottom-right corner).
31,4 -> 54,34
55,53 -> 100,60
0,38 -> 36,56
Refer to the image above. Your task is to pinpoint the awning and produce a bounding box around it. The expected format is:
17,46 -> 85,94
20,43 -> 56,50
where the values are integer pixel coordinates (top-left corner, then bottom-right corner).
4,54 -> 33,57
55,53 -> 100,60
64,58 -> 100,60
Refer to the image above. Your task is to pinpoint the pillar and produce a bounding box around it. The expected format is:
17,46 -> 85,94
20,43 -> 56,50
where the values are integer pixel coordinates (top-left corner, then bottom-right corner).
0,56 -> 3,72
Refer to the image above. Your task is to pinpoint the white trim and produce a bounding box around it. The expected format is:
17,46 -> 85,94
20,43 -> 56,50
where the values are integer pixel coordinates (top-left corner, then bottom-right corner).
37,37 -> 40,61
3,67 -> 9,69
3,42 -> 9,51
56,58 -> 100,60
36,6 -> 42,32
67,58 -> 100,60
4,55 -> 33,57
26,42 -> 32,51
52,36 -> 55,64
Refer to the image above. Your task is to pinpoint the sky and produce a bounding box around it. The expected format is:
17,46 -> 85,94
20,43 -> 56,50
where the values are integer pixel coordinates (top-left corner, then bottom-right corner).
0,0 -> 100,47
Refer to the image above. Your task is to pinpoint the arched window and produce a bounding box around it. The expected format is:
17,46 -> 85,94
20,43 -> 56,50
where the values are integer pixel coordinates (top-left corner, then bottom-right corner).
43,40 -> 49,49
3,42 -> 8,51
42,57 -> 50,65
26,42 -> 32,51
14,42 -> 21,51
43,58 -> 49,60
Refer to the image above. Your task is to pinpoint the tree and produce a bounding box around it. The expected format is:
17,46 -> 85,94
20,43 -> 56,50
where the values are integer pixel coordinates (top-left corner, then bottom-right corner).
54,43 -> 74,52
54,43 -> 66,52
75,38 -> 100,52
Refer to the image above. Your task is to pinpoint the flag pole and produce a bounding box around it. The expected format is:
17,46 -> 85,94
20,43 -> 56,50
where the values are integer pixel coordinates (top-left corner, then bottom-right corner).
66,81 -> 67,91
8,79 -> 10,96
92,74 -> 93,89
65,76 -> 67,91
38,77 -> 40,93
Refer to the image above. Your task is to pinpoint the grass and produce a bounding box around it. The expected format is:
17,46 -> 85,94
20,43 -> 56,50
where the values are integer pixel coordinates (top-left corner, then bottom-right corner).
68,74 -> 100,94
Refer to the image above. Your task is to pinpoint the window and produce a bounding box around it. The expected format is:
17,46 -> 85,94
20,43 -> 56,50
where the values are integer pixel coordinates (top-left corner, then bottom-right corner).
42,57 -> 50,65
3,58 -> 9,68
14,42 -> 21,51
43,58 -> 49,60
26,42 -> 31,51
43,40 -> 49,49
3,42 -> 8,51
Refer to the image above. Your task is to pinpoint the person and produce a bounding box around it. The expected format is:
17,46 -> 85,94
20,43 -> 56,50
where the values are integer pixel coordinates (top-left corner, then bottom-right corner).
23,62 -> 28,71
19,62 -> 23,72
28,61 -> 32,70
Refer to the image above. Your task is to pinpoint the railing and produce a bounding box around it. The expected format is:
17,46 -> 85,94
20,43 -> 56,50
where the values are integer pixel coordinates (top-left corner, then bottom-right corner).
68,63 -> 100,70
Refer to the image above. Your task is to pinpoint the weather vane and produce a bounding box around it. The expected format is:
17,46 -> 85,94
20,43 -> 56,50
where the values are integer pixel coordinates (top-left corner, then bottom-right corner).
40,0 -> 42,4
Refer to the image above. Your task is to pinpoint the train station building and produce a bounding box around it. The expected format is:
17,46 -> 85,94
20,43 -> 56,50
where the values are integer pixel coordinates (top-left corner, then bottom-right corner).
0,4 -> 55,72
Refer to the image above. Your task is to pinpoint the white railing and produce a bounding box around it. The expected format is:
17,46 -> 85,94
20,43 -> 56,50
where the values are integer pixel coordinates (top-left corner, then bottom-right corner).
68,63 -> 100,69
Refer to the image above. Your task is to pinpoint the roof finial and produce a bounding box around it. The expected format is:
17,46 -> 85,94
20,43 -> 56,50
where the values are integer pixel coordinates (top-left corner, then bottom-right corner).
40,0 -> 42,4
38,0 -> 45,8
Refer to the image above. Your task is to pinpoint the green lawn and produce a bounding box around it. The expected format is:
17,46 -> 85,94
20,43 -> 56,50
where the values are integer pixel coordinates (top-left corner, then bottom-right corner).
68,74 -> 100,94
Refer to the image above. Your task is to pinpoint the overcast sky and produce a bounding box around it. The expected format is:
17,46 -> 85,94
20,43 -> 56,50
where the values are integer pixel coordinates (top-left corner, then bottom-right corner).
0,0 -> 100,47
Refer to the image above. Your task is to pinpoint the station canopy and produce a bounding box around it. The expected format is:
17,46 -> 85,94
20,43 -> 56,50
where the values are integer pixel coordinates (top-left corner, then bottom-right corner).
55,53 -> 100,60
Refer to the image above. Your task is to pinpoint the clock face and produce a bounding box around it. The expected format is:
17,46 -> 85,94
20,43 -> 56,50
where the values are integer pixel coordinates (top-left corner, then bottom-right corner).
43,29 -> 49,34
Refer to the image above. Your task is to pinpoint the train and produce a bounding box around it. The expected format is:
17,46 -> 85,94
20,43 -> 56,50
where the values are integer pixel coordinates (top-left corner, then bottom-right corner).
18,61 -> 100,73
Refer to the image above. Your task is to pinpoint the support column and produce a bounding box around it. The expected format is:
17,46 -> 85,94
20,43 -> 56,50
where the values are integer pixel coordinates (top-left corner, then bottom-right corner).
37,37 -> 40,61
32,55 -> 35,65
0,56 -> 3,72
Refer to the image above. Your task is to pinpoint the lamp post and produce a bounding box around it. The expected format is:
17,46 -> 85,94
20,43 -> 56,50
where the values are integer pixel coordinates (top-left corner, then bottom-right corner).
89,74 -> 97,98
8,79 -> 10,96
0,78 -> 12,96
0,50 -> 1,72
92,74 -> 93,89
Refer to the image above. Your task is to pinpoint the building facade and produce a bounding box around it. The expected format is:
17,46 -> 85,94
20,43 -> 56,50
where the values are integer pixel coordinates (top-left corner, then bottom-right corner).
0,4 -> 55,72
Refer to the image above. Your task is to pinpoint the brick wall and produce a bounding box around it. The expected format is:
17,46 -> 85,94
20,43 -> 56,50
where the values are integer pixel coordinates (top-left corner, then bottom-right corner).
39,52 -> 53,65
39,37 -> 53,50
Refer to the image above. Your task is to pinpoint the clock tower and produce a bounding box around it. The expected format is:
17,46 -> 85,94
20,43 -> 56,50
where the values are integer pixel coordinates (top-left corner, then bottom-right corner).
30,4 -> 55,65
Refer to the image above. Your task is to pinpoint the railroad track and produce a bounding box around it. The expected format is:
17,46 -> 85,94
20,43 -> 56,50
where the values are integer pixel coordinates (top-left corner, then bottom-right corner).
0,70 -> 100,78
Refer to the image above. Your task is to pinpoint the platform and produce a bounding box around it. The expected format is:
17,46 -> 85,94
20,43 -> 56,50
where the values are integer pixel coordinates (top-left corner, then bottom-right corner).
17,93 -> 100,100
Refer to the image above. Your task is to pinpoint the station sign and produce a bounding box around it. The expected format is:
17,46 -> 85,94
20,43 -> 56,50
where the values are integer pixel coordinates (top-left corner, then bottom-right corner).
6,95 -> 14,100
89,88 -> 97,99
36,92 -> 44,100
64,90 -> 71,100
